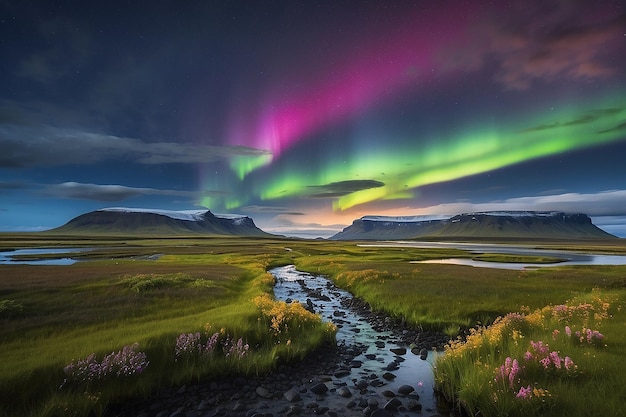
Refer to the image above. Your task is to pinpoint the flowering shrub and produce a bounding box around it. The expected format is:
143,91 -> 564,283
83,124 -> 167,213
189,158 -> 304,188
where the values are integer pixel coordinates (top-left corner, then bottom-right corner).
63,343 -> 148,385
174,329 -> 248,361
435,292 -> 614,416
253,293 -> 333,336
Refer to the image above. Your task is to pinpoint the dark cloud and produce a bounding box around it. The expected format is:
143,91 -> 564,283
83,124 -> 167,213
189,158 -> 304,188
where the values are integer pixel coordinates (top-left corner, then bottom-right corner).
44,182 -> 197,202
520,108 -> 624,133
598,121 -> 626,135
241,205 -> 305,216
0,181 -> 27,191
306,180 -> 385,198
443,1 -> 625,90
0,125 -> 271,168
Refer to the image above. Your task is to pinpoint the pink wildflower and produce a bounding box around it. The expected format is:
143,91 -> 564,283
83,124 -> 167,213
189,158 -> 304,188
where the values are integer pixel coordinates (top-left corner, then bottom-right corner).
529,340 -> 549,356
564,356 -> 576,371
564,325 -> 571,337
552,329 -> 560,340
549,351 -> 562,369
524,351 -> 533,361
496,357 -> 521,388
516,385 -> 533,399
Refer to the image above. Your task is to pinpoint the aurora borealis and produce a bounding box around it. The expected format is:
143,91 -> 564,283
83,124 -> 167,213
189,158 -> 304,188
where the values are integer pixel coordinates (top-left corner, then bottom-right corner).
1,1 -> 626,237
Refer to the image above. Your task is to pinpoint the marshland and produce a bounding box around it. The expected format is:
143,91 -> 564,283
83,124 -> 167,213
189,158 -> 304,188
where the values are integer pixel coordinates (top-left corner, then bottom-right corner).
1,234 -> 625,417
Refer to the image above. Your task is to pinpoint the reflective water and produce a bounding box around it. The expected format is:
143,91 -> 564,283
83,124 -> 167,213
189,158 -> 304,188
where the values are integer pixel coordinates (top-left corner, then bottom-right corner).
271,265 -> 441,414
0,248 -> 88,265
360,241 -> 626,270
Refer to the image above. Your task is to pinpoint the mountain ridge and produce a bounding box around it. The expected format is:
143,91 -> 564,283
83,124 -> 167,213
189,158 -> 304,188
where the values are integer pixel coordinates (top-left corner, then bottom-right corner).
49,207 -> 273,237
330,211 -> 616,240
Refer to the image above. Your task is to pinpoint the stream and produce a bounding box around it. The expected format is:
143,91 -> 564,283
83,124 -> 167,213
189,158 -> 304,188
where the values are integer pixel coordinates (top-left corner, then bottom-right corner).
270,265 -> 445,416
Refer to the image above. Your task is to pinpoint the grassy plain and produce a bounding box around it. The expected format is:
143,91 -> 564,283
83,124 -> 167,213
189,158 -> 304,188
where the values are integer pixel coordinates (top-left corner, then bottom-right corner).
1,234 -> 626,416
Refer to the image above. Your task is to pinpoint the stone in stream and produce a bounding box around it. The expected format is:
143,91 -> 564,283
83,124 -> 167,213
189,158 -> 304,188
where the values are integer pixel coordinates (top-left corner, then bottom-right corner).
420,348 -> 429,360
389,347 -> 406,355
384,362 -> 399,371
337,386 -> 352,397
383,397 -> 402,411
283,388 -> 301,402
355,379 -> 369,389
407,399 -> 422,411
309,382 -> 329,395
381,390 -> 396,398
256,386 -> 271,398
397,384 -> 415,396
382,372 -> 396,381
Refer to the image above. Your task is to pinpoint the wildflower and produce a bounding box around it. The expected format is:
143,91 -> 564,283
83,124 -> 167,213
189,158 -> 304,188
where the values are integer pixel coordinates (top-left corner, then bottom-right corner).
496,357 -> 521,388
516,385 -> 533,399
529,340 -> 549,356
63,343 -> 148,385
551,329 -> 560,340
549,351 -> 562,369
565,325 -> 571,337
564,356 -> 577,371
175,333 -> 201,359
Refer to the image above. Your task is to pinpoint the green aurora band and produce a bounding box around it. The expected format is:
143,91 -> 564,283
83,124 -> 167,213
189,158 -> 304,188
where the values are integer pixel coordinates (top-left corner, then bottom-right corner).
222,93 -> 626,212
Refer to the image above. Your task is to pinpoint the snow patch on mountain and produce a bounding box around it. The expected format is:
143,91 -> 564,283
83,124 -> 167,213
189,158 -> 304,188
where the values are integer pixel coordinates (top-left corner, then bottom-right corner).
465,211 -> 565,218
361,215 -> 451,222
100,207 -> 250,222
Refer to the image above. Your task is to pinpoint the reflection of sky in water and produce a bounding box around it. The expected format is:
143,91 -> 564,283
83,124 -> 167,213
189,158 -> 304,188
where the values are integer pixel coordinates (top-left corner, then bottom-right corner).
0,248 -> 89,265
361,242 -> 626,270
414,257 -> 626,270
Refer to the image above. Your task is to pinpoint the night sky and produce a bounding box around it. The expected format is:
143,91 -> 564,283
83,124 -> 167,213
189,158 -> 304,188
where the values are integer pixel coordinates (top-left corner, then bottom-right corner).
1,1 -> 626,238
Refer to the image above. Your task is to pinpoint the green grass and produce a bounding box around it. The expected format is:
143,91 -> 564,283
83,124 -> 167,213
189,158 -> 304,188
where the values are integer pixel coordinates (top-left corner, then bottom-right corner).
0,238 -> 334,417
1,234 -> 626,417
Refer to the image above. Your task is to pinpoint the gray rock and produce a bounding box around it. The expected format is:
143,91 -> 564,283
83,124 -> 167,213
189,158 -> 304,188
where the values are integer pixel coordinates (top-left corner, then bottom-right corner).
406,399 -> 422,411
310,382 -> 328,395
256,386 -> 271,398
381,390 -> 396,398
383,398 -> 402,411
284,388 -> 301,402
397,384 -> 415,395
384,362 -> 398,371
337,386 -> 352,398
389,347 -> 406,355
382,372 -> 396,381
420,348 -> 429,360
355,379 -> 369,389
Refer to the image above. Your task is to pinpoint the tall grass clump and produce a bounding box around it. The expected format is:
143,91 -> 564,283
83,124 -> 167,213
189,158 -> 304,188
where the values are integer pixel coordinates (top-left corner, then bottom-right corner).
434,289 -> 625,416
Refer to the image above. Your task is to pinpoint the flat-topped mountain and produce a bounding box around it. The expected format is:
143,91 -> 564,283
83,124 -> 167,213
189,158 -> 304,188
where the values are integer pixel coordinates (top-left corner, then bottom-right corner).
330,211 -> 616,240
50,207 -> 272,237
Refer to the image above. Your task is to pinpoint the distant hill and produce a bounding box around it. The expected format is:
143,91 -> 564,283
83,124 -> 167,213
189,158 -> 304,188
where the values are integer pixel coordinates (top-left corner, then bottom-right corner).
330,211 -> 616,240
50,207 -> 273,237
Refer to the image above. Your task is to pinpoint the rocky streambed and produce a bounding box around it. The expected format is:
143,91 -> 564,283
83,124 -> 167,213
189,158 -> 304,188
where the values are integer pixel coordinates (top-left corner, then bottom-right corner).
110,265 -> 452,417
